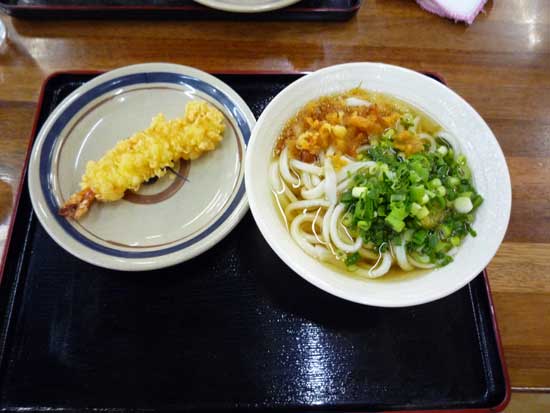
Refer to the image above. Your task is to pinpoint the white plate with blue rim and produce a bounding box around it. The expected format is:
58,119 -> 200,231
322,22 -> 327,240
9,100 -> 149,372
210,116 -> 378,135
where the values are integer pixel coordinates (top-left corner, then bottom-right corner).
28,63 -> 255,271
193,0 -> 300,13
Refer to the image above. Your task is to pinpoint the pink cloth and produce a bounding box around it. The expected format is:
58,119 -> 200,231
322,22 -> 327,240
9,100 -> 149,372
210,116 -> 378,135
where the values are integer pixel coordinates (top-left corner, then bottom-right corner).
416,0 -> 487,25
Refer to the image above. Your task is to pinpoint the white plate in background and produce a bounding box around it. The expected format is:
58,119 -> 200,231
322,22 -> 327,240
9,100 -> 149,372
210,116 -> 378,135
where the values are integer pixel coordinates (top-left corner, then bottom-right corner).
193,0 -> 300,13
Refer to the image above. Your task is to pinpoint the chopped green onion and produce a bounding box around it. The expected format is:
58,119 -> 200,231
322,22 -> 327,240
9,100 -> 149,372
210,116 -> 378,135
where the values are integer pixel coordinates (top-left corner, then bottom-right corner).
454,197 -> 473,214
382,128 -> 396,140
390,193 -> 406,202
410,202 -> 429,219
400,113 -> 414,128
429,178 -> 442,188
448,176 -> 460,187
345,252 -> 360,267
472,194 -> 484,208
334,124 -> 480,270
438,255 -> 453,266
342,213 -> 353,227
441,224 -> 452,237
412,230 -> 428,245
357,220 -> 370,230
410,185 -> 426,203
385,206 -> 407,233
437,145 -> 448,156
352,187 -> 367,198
410,161 -> 429,182
411,252 -> 430,264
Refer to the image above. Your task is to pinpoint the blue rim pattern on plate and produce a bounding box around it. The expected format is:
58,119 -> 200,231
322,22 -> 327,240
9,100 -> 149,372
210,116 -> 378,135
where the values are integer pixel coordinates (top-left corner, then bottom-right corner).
39,72 -> 250,258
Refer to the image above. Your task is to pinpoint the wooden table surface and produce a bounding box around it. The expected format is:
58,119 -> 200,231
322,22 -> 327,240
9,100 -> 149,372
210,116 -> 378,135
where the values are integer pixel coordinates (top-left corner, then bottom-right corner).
0,0 -> 549,409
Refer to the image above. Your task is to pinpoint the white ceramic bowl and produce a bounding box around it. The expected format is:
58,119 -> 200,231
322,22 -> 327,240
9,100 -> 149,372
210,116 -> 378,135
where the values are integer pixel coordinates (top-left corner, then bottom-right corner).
245,62 -> 511,307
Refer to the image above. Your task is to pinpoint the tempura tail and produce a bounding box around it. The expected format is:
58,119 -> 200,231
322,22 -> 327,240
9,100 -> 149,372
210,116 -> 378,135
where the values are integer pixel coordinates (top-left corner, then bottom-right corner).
59,188 -> 96,220
59,101 -> 225,219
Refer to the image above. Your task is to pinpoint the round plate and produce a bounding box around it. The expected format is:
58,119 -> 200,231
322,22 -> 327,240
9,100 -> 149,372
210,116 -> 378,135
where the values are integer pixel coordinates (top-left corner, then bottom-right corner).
245,62 -> 511,307
29,63 -> 255,271
193,0 -> 300,13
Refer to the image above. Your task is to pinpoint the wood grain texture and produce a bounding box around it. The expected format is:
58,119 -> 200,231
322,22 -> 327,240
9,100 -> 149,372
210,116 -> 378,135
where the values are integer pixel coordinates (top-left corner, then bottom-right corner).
0,0 -> 549,391
504,392 -> 550,412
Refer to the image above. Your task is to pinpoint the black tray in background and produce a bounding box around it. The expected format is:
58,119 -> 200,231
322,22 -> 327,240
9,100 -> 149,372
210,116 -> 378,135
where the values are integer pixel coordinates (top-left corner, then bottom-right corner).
0,72 -> 509,412
0,0 -> 361,20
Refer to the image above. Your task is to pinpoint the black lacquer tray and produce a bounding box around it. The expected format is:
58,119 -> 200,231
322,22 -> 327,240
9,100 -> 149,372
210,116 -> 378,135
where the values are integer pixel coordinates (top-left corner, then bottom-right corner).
0,0 -> 361,20
0,71 -> 509,412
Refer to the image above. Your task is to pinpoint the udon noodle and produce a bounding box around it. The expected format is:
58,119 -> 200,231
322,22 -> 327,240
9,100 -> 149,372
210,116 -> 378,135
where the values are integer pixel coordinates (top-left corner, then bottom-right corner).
271,88 -> 482,279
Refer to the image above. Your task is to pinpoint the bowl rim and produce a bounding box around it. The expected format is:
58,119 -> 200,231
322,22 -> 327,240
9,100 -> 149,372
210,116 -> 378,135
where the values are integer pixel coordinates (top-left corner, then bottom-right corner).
245,62 -> 512,307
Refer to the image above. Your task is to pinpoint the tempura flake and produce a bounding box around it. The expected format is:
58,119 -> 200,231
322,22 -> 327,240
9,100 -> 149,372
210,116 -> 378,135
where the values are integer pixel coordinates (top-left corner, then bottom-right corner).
59,101 -> 225,219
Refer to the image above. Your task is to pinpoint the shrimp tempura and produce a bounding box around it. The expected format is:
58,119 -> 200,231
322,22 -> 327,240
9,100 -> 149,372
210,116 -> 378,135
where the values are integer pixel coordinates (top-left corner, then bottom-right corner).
59,101 -> 225,219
